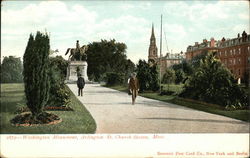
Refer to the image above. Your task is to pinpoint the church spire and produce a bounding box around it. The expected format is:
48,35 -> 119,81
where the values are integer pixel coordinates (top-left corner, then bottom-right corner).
151,23 -> 155,39
148,23 -> 158,63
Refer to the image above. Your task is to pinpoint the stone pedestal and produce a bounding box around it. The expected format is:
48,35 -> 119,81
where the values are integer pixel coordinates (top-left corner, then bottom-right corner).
66,61 -> 88,83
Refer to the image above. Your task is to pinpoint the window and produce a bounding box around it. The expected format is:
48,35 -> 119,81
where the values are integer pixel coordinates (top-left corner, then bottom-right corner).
225,50 -> 227,56
238,58 -> 241,64
239,48 -> 241,54
233,59 -> 236,65
233,49 -> 236,55
239,69 -> 241,75
230,50 -> 232,55
248,46 -> 250,52
224,60 -> 227,65
219,51 -> 221,56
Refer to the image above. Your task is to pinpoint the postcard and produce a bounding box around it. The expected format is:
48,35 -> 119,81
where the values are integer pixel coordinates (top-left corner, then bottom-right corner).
1,0 -> 249,157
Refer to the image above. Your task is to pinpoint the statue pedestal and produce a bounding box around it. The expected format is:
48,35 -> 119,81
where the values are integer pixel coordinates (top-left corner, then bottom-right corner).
66,61 -> 89,83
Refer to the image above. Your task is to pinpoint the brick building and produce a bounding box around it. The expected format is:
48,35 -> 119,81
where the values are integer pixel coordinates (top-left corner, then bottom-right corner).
185,31 -> 250,81
186,38 -> 219,60
148,24 -> 183,75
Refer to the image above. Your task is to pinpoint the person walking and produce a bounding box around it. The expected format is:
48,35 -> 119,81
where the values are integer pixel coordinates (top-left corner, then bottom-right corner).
77,74 -> 85,96
129,72 -> 139,105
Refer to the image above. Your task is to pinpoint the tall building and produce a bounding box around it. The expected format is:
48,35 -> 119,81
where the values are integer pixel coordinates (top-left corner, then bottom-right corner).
148,24 -> 183,75
148,24 -> 158,63
185,31 -> 250,81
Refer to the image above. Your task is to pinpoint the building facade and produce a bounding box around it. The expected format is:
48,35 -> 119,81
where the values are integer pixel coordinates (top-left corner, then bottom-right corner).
148,24 -> 183,75
157,53 -> 183,75
185,31 -> 250,80
186,38 -> 219,60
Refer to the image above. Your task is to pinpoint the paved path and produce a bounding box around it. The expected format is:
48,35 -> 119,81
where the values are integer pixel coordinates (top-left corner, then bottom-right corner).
67,84 -> 249,133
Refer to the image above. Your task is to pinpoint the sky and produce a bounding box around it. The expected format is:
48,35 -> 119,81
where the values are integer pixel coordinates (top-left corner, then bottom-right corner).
1,0 -> 249,64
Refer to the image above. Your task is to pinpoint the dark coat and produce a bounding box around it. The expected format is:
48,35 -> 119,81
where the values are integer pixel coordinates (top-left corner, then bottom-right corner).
129,77 -> 139,90
77,77 -> 85,89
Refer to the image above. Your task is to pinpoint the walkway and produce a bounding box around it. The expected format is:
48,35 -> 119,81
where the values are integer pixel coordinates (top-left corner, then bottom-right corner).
67,84 -> 249,133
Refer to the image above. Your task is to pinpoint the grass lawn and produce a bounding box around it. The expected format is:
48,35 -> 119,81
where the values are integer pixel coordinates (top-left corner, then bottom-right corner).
0,83 -> 96,134
105,84 -> 250,122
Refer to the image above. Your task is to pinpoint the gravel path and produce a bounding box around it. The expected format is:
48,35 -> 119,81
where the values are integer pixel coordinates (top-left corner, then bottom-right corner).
67,84 -> 249,133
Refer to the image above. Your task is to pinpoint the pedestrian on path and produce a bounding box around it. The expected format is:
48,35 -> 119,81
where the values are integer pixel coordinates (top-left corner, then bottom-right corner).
77,74 -> 85,96
129,72 -> 139,105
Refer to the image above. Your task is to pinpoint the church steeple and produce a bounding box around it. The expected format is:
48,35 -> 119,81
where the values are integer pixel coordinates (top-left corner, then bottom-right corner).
151,23 -> 155,39
148,23 -> 158,63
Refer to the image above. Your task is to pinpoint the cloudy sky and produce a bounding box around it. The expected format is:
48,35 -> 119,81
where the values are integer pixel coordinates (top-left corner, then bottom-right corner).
1,0 -> 249,63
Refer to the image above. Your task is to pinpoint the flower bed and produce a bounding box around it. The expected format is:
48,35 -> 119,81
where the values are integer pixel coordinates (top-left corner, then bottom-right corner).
10,112 -> 62,126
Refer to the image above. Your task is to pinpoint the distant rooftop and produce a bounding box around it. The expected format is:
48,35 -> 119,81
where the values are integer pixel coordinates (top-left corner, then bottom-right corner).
186,31 -> 250,52
160,52 -> 184,60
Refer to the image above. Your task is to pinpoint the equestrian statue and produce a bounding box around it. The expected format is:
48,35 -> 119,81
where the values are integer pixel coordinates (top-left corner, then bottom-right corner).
65,40 -> 88,61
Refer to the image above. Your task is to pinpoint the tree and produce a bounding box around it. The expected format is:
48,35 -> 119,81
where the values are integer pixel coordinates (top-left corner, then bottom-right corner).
86,39 -> 135,83
172,60 -> 193,76
162,68 -> 176,91
149,64 -> 160,91
105,72 -> 124,86
180,52 -> 248,107
191,50 -> 208,69
49,56 -> 68,79
175,69 -> 185,84
136,60 -> 151,92
1,56 -> 23,83
47,56 -> 70,107
243,71 -> 249,88
23,32 -> 50,116
136,60 -> 159,92
124,59 -> 135,84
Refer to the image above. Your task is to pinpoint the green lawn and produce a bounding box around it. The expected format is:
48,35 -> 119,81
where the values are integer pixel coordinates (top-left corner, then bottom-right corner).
141,92 -> 250,122
106,84 -> 250,122
0,83 -> 96,134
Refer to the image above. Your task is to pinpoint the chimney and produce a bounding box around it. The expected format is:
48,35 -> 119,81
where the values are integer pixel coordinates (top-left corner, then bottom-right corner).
210,37 -> 215,47
195,42 -> 199,46
203,39 -> 207,43
242,31 -> 247,42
